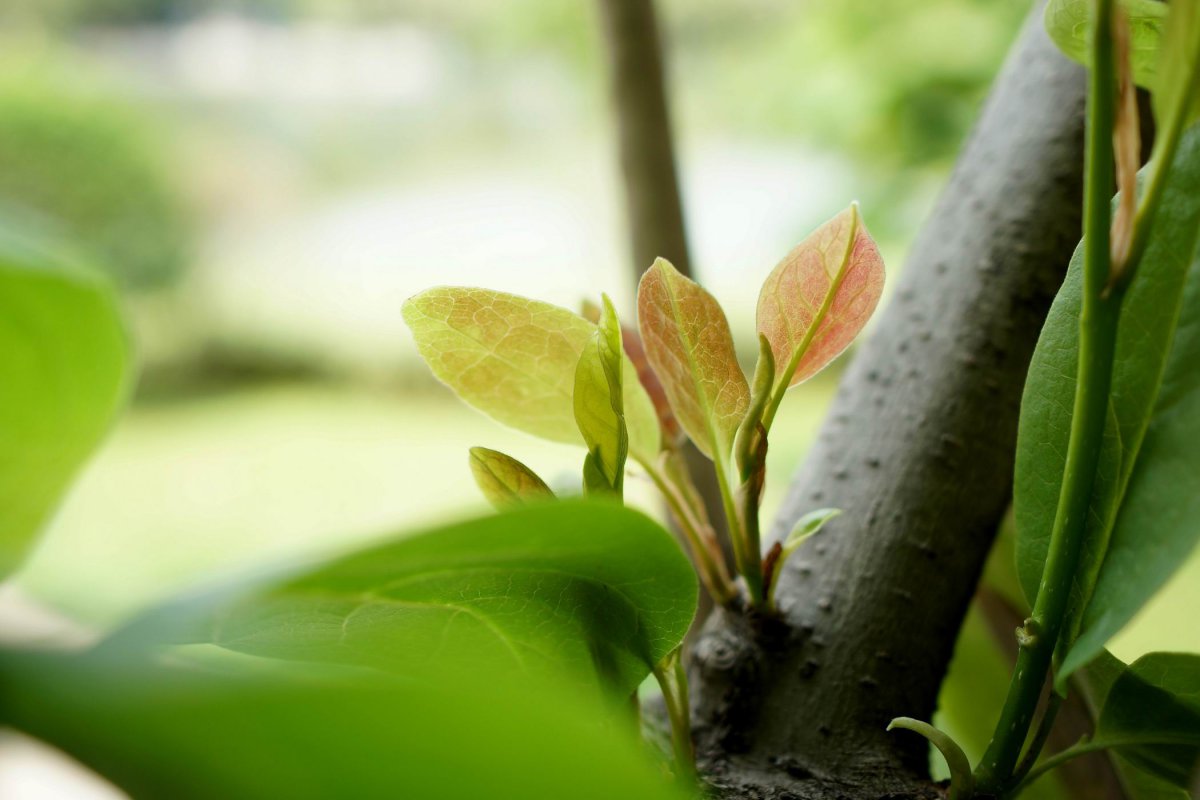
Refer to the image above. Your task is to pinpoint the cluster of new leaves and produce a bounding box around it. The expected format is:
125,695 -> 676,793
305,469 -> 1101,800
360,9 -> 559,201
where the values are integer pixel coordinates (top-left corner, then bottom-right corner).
0,202 -> 884,796
0,232 -> 697,799
402,203 -> 884,609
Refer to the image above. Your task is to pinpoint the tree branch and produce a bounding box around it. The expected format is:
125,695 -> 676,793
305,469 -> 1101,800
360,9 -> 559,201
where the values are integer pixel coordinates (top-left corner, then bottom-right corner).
687,4 -> 1088,797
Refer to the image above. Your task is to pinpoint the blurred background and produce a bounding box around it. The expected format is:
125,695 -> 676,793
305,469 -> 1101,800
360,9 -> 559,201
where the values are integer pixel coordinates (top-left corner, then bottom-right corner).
0,0 -> 1195,796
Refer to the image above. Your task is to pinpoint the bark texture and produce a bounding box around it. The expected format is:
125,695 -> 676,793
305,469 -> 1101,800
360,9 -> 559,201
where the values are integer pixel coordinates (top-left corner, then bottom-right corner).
688,6 -> 1088,798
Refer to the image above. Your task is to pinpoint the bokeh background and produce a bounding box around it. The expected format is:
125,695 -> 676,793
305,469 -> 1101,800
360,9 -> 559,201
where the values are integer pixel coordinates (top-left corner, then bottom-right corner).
0,1 -> 1194,796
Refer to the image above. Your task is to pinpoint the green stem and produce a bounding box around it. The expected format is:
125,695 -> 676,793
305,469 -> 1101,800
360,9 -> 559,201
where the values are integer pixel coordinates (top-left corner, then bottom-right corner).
642,456 -> 737,606
715,451 -> 760,603
974,0 -> 1121,790
653,649 -> 695,785
1010,692 -> 1063,787
1007,734 -> 1200,798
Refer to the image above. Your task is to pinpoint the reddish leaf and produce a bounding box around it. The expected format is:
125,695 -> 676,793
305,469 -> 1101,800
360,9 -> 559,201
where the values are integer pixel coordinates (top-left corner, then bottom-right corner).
637,259 -> 749,461
756,204 -> 885,388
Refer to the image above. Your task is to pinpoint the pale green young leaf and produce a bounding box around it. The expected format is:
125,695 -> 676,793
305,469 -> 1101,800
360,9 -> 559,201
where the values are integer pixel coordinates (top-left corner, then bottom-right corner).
0,647 -> 689,800
1014,129 -> 1200,680
468,446 -> 554,508
765,508 -> 842,610
402,287 -> 660,464
887,718 -> 973,799
783,508 -> 842,553
574,294 -> 627,496
636,259 -> 749,461
111,501 -> 698,700
1096,653 -> 1200,787
0,234 -> 131,579
756,203 -> 885,390
1044,0 -> 1167,89
1151,0 -> 1200,135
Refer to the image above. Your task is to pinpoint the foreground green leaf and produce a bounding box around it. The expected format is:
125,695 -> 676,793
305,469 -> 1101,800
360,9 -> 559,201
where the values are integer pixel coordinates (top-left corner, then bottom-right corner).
636,258 -> 749,461
113,501 -> 698,699
574,295 -> 627,496
1096,652 -> 1200,787
1044,0 -> 1167,90
1015,128 -> 1200,679
467,446 -> 554,508
0,647 -> 688,800
403,287 -> 660,464
0,233 -> 131,579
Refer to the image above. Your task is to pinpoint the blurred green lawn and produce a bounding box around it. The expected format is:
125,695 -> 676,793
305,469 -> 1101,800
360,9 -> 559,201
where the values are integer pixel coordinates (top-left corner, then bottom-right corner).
16,382 -> 830,626
16,381 -> 1197,665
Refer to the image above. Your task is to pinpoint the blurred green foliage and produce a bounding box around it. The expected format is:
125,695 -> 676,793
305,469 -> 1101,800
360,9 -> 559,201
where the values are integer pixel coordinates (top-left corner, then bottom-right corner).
0,74 -> 191,290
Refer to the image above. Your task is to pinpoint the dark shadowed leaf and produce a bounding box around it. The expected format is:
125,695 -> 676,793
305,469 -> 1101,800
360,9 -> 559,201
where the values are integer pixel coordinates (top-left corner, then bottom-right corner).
1082,651 -> 1193,800
1096,653 -> 1200,787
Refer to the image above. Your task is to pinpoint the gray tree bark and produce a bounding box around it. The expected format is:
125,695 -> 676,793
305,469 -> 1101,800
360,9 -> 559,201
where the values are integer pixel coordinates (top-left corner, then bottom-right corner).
687,5 -> 1088,798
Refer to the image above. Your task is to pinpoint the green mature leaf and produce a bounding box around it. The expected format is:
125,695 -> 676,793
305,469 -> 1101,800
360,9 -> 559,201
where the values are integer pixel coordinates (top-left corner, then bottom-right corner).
575,295 -> 627,496
1044,0 -> 1167,89
0,233 -> 130,579
1096,653 -> 1200,786
402,287 -> 660,464
636,258 -> 749,461
1082,651 -> 1192,800
467,446 -> 554,508
1015,128 -> 1200,679
756,203 -> 885,389
112,501 -> 698,700
0,647 -> 688,800
1062,243 -> 1200,676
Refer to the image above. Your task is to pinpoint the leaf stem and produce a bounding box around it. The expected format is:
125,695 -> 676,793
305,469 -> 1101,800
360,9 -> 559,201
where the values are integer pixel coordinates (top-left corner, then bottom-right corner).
975,0 -> 1122,790
715,452 -> 761,603
653,648 -> 695,785
642,456 -> 738,606
1006,733 -> 1200,798
1009,691 -> 1063,787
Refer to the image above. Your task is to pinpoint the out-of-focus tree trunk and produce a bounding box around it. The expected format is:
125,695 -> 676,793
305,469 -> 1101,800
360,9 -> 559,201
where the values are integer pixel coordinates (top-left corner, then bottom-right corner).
595,0 -> 732,608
